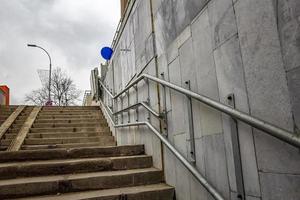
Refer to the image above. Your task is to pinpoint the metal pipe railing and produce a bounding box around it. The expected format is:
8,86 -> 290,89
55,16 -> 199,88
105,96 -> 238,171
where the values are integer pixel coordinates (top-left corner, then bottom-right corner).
113,102 -> 161,119
99,100 -> 225,200
99,74 -> 300,148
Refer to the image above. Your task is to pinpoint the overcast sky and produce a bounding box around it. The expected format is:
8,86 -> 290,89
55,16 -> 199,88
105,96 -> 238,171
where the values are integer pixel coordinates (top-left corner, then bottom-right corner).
0,0 -> 120,105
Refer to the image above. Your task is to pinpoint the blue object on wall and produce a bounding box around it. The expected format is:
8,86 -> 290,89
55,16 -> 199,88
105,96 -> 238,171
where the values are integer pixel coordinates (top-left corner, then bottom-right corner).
101,47 -> 113,60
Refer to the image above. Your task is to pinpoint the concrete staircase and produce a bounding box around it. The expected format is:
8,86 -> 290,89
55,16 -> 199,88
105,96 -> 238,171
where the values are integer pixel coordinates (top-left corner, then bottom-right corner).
0,106 -> 174,199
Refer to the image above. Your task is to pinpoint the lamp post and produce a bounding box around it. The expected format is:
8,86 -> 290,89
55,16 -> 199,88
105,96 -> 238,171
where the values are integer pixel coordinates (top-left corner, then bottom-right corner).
27,44 -> 52,105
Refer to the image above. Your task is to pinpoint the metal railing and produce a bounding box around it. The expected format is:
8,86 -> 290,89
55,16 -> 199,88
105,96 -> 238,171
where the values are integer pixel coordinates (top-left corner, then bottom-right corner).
99,73 -> 300,200
99,100 -> 225,200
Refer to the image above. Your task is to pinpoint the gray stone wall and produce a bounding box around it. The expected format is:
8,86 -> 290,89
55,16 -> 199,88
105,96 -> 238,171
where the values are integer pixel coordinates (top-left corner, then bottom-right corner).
102,0 -> 300,199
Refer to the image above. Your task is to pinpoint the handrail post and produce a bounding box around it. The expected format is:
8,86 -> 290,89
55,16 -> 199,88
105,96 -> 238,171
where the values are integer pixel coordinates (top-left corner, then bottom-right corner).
134,84 -> 139,122
145,78 -> 151,122
227,94 -> 245,200
185,80 -> 196,163
113,94 -> 118,125
120,95 -> 124,124
126,91 -> 130,123
160,72 -> 168,137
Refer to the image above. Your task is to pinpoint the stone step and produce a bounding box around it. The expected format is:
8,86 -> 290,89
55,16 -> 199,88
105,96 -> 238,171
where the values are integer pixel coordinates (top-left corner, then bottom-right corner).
28,132 -> 110,139
14,184 -> 174,200
0,111 -> 14,116
39,110 -> 100,114
0,114 -> 12,119
21,141 -> 116,150
0,106 -> 18,110
1,136 -> 115,146
42,106 -> 99,110
36,115 -> 104,120
0,106 -> 17,113
15,116 -> 29,121
2,133 -> 17,139
6,127 -> 110,134
0,145 -> 145,162
13,119 -> 26,124
38,112 -> 101,117
28,127 -> 110,133
23,131 -> 111,139
31,122 -> 107,128
0,168 -> 163,199
34,118 -> 106,124
0,155 -> 152,179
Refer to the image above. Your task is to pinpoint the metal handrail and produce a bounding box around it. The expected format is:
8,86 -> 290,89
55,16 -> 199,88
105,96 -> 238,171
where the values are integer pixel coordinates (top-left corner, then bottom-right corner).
99,100 -> 225,200
99,73 -> 300,148
113,102 -> 161,118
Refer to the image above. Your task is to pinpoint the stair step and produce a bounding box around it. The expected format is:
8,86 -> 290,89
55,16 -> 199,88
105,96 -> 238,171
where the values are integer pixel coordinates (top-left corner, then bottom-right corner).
42,106 -> 100,110
0,155 -> 152,179
29,127 -> 110,133
1,136 -> 115,146
24,132 -> 111,139
34,119 -> 106,124
39,110 -> 99,114
0,168 -> 163,199
38,113 -> 101,117
21,141 -> 116,150
31,122 -> 107,128
25,136 -> 114,145
13,184 -> 174,200
13,120 -> 26,124
0,145 -> 145,162
36,115 -> 104,120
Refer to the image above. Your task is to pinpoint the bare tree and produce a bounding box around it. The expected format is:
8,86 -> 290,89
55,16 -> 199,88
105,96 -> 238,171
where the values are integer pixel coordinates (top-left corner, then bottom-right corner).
25,68 -> 81,106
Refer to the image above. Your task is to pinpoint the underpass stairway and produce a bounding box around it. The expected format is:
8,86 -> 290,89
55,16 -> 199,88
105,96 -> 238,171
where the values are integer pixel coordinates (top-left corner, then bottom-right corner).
0,106 -> 174,199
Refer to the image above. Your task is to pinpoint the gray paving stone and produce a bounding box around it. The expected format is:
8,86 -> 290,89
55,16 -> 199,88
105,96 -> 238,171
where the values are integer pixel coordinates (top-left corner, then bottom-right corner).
213,35 -> 261,196
203,134 -> 230,199
194,138 -> 206,174
277,0 -> 300,71
254,129 -> 300,174
235,0 -> 293,130
260,172 -> 300,200
208,0 -> 237,49
287,67 -> 300,131
174,133 -> 188,158
191,8 -> 220,101
190,173 -> 209,200
163,147 -> 176,186
153,0 -> 177,56
175,158 -> 192,200
179,37 -> 198,92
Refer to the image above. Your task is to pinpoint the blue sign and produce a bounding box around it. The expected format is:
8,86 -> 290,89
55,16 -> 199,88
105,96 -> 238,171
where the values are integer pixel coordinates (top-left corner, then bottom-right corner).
101,47 -> 113,60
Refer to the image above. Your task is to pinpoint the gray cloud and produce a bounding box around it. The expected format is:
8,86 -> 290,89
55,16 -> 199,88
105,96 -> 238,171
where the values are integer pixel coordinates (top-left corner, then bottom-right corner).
0,0 -> 120,104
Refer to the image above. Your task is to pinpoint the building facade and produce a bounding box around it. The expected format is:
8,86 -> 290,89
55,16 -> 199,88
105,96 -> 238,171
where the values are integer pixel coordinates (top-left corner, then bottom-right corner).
0,85 -> 9,105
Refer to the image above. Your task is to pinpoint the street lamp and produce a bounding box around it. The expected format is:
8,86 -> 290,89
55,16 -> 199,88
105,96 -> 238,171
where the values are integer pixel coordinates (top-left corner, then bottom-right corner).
27,44 -> 52,105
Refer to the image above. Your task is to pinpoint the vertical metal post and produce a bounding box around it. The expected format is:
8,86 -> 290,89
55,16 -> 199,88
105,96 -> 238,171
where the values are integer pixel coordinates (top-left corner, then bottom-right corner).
134,84 -> 139,122
127,91 -> 130,123
110,89 -> 114,110
227,94 -> 245,200
185,80 -> 196,163
113,97 -> 118,125
145,78 -> 151,122
160,72 -> 168,137
120,95 -> 124,124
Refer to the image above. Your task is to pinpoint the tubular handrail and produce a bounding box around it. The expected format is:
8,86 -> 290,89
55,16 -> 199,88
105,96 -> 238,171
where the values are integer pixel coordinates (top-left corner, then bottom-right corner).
99,100 -> 225,200
113,102 -> 161,118
99,73 -> 300,148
